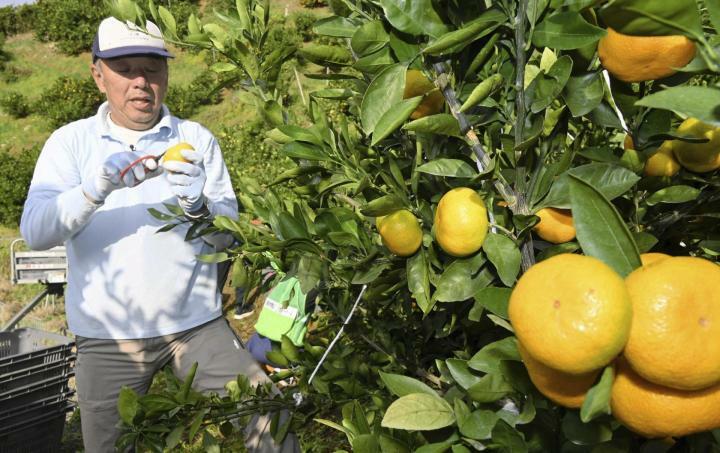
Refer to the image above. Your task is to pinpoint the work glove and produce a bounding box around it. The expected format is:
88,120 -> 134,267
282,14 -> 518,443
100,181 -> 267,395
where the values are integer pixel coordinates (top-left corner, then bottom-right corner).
82,151 -> 160,204
162,148 -> 207,214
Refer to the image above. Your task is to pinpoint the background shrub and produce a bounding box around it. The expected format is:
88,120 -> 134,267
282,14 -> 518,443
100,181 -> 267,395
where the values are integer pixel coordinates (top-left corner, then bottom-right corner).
291,11 -> 317,42
34,76 -> 104,127
0,5 -> 35,36
0,145 -> 40,226
0,92 -> 31,118
166,69 -> 226,119
299,0 -> 326,8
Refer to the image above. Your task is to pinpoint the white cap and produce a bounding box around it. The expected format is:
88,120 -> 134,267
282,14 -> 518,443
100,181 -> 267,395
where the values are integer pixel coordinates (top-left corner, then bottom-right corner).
92,17 -> 173,61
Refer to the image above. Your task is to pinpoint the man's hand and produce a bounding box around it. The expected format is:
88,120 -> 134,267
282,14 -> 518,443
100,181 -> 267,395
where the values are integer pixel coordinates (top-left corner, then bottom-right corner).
162,148 -> 207,214
82,151 -> 160,204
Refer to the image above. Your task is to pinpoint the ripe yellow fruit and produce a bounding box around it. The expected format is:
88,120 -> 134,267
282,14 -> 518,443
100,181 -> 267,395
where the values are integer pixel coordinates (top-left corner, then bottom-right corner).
533,208 -> 576,244
376,210 -> 423,257
639,252 -> 670,266
404,69 -> 444,120
508,254 -> 632,374
643,141 -> 680,177
162,142 -> 195,163
611,357 -> 720,438
672,118 -> 720,173
518,341 -> 600,409
598,27 -> 696,82
434,187 -> 488,257
624,257 -> 720,390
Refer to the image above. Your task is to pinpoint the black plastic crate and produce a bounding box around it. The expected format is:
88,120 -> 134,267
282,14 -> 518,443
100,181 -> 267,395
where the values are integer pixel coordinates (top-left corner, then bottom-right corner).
0,393 -> 74,436
0,329 -> 74,377
0,359 -> 74,396
0,408 -> 70,453
0,373 -> 73,416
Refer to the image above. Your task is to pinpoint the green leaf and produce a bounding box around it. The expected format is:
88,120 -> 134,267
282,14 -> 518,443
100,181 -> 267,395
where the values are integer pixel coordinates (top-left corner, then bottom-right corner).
299,44 -> 353,66
466,373 -> 514,403
117,386 -> 139,425
310,88 -> 354,100
532,11 -> 606,50
381,393 -> 456,431
468,337 -> 520,374
459,410 -> 499,440
313,16 -> 356,37
360,63 -> 407,134
281,335 -> 301,361
580,366 -> 614,423
528,56 -> 573,113
706,0 -> 720,34
646,185 -> 701,206
371,96 -> 424,145
599,0 -> 702,36
352,434 -> 380,453
351,20 -> 390,57
561,412 -> 612,446
354,47 -> 396,74
157,5 -> 177,38
379,371 -> 437,397
446,359 -> 482,389
459,74 -> 504,112
139,394 -> 178,414
568,175 -> 641,277
277,211 -> 309,240
166,425 -> 184,450
636,86 -> 720,128
491,420 -> 528,451
434,253 -> 491,302
416,158 -> 475,178
423,9 -> 505,55
281,142 -> 327,161
378,0 -> 449,38
472,287 -> 511,319
562,72 -> 604,117
277,125 -> 323,146
360,194 -> 405,216
408,250 -> 432,313
540,163 -> 641,209
404,114 -> 462,137
482,233 -> 521,286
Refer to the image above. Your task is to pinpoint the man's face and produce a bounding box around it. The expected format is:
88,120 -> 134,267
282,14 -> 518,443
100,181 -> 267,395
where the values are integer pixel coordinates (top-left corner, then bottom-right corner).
91,55 -> 168,131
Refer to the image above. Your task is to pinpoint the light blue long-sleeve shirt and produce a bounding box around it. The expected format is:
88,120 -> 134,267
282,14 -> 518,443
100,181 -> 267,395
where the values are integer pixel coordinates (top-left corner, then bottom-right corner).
20,102 -> 239,339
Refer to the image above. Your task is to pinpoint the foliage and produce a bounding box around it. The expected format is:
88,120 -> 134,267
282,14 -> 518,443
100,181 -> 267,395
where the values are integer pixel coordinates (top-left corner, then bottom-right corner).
0,5 -> 35,37
0,146 -> 40,226
165,69 -> 225,119
33,0 -> 109,55
112,0 -> 720,450
299,0 -> 327,9
0,92 -> 31,118
34,76 -> 104,128
291,11 -> 318,42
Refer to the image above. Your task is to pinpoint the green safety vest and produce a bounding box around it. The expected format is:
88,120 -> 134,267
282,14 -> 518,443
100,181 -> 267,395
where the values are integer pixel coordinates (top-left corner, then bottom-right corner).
254,276 -> 309,347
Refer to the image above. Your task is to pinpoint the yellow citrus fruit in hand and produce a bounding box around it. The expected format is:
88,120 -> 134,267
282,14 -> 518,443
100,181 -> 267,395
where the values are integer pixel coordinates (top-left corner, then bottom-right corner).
377,210 -> 422,257
598,27 -> 696,82
162,142 -> 195,164
643,141 -> 680,177
611,357 -> 720,438
672,118 -> 720,173
533,207 -> 576,244
434,187 -> 488,257
508,254 -> 632,374
518,341 -> 600,409
639,252 -> 670,266
624,257 -> 720,390
404,69 -> 444,120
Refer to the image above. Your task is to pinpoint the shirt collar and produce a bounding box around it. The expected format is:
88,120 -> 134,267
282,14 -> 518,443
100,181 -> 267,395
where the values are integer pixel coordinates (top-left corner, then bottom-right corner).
95,101 -> 174,140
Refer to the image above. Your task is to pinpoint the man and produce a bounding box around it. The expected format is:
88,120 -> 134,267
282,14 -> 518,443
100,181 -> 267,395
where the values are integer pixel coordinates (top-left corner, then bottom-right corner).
20,17 -> 298,452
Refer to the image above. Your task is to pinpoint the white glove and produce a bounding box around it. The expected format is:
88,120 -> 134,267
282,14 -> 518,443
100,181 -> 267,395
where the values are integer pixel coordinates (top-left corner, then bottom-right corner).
162,149 -> 207,214
82,151 -> 160,204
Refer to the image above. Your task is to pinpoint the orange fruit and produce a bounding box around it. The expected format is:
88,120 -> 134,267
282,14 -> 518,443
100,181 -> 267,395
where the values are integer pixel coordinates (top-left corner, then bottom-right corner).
624,257 -> 720,390
639,252 -> 671,266
598,27 -> 696,82
376,210 -> 423,257
643,141 -> 680,177
518,341 -> 600,408
611,357 -> 720,438
434,187 -> 488,257
404,69 -> 444,120
533,208 -> 576,244
162,142 -> 194,163
508,254 -> 632,374
672,118 -> 720,173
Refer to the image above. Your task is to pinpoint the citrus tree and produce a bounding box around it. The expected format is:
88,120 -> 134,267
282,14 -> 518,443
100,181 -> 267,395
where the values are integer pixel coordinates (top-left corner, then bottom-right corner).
110,0 -> 720,450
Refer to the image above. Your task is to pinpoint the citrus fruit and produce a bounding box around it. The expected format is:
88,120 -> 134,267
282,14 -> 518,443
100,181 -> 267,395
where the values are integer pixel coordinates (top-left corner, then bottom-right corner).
623,134 -> 634,150
643,141 -> 680,177
162,142 -> 195,163
672,118 -> 720,173
404,69 -> 444,120
611,357 -> 720,438
508,253 -> 632,375
376,210 -> 423,257
533,207 -> 576,244
639,252 -> 670,266
433,187 -> 488,257
624,257 -> 720,390
518,341 -> 600,408
598,27 -> 696,82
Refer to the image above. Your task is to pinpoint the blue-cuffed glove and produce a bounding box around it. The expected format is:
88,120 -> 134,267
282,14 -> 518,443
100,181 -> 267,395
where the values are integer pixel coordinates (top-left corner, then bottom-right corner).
162,148 -> 207,214
82,151 -> 160,204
